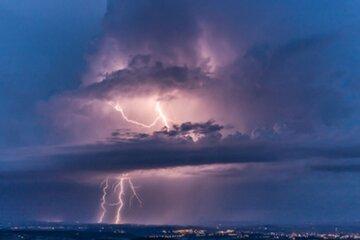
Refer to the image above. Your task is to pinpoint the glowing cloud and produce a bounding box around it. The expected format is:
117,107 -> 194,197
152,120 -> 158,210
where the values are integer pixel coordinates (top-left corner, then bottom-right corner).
109,101 -> 170,130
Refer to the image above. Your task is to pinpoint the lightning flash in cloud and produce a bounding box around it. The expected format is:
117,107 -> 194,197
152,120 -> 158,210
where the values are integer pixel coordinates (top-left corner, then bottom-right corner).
97,175 -> 143,224
108,101 -> 170,130
155,102 -> 170,129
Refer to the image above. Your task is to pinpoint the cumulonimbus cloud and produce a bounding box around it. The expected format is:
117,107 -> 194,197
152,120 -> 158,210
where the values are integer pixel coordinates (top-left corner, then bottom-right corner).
32,0 -> 360,181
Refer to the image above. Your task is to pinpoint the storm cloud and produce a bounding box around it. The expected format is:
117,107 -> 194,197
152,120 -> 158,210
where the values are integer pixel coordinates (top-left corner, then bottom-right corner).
42,0 -> 360,142
81,55 -> 211,99
3,128 -> 360,183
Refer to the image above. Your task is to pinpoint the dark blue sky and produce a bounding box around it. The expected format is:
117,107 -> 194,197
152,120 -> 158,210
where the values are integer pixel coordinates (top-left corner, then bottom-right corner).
0,0 -> 106,147
0,0 -> 360,225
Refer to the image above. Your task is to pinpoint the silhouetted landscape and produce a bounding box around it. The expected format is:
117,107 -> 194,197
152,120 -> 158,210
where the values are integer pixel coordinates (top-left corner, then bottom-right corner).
2,223 -> 360,240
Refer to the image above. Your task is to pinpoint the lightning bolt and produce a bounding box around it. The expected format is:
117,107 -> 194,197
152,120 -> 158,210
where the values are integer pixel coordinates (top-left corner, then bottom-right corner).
97,175 -> 143,224
109,101 -> 169,130
98,100 -> 168,224
113,104 -> 161,128
114,176 -> 126,224
98,177 -> 109,223
155,102 -> 169,129
128,178 -> 143,207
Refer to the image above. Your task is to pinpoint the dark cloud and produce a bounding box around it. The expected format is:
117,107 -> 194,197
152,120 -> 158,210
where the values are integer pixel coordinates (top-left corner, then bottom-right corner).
103,0 -> 200,66
153,120 -> 223,143
80,55 -> 210,99
3,128 -> 360,182
219,34 -> 353,133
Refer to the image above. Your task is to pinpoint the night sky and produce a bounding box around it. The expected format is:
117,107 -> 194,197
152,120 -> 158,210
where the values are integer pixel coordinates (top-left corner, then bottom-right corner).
1,0 -> 360,225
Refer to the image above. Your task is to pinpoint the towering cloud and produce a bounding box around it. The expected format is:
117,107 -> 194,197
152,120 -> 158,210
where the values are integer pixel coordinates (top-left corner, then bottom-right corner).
42,0 -> 359,144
